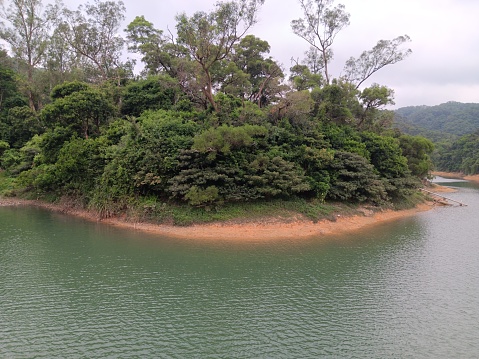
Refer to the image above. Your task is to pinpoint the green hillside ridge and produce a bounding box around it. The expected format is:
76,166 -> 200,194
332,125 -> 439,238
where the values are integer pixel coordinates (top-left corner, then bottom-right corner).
394,102 -> 479,175
395,101 -> 479,138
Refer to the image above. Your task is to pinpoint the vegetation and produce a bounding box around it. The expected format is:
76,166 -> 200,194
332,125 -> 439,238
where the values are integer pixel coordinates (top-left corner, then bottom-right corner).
0,0 -> 435,225
394,102 -> 479,175
434,131 -> 479,175
395,102 -> 479,139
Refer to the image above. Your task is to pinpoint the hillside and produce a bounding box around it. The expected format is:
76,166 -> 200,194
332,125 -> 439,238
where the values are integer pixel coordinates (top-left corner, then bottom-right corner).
394,102 -> 479,139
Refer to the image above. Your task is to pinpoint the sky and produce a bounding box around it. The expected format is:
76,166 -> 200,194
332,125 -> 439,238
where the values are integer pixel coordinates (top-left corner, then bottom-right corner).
64,0 -> 479,108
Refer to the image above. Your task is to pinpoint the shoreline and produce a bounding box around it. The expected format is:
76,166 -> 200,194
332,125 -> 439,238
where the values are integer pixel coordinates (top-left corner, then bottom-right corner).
432,171 -> 479,184
1,196 -> 438,241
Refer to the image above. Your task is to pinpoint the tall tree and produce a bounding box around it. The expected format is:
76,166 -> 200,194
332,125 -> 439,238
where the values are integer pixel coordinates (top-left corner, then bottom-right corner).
125,16 -> 204,106
0,0 -> 59,110
125,15 -> 167,76
61,0 -> 128,83
343,35 -> 412,89
230,35 -> 284,107
175,0 -> 265,111
357,83 -> 395,129
291,0 -> 350,84
43,24 -> 84,86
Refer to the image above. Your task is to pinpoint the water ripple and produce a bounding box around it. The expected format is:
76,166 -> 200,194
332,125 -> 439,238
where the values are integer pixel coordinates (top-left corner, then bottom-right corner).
1,190 -> 479,358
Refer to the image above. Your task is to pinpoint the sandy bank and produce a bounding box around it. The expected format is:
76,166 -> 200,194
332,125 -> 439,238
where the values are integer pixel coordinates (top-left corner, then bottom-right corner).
1,196 -> 439,241
433,171 -> 479,184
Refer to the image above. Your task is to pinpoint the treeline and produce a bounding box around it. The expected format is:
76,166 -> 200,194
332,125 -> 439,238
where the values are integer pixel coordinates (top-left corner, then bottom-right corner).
394,102 -> 479,174
0,0 -> 435,219
395,102 -> 479,138
433,131 -> 479,175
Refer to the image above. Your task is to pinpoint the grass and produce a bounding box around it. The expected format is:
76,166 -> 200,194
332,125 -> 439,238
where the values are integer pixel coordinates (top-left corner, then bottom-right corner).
0,171 -> 17,196
128,196 -> 367,226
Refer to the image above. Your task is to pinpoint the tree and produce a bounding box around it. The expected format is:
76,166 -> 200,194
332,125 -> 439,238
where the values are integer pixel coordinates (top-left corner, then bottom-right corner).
0,0 -> 59,110
0,64 -> 26,112
398,134 -> 434,178
361,131 -> 409,180
291,0 -> 350,84
125,15 -> 209,108
125,15 -> 167,76
230,35 -> 284,107
41,82 -> 117,138
61,0 -> 128,83
312,80 -> 360,124
289,63 -> 322,91
357,83 -> 395,129
343,35 -> 412,89
43,24 -> 84,87
292,1 -> 411,89
4,105 -> 41,148
270,90 -> 314,124
326,150 -> 387,203
175,0 -> 265,111
121,75 -> 183,117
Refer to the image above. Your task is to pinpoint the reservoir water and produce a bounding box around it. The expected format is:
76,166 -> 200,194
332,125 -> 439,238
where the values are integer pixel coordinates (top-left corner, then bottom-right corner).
1,178 -> 479,358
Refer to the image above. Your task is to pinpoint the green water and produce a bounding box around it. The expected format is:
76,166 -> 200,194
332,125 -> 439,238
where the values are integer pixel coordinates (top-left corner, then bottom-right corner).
1,178 -> 479,358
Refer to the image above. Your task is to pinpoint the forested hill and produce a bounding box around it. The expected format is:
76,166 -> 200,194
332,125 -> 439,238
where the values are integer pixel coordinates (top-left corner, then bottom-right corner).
394,102 -> 479,139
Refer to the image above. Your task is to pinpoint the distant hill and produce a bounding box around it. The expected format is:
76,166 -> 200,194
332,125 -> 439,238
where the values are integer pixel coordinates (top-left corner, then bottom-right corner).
394,101 -> 479,141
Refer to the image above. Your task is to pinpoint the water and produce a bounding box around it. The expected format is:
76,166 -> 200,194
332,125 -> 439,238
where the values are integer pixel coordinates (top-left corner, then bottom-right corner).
1,178 -> 479,358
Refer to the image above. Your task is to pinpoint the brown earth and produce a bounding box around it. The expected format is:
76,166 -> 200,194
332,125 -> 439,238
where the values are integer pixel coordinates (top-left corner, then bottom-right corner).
0,196 -> 440,242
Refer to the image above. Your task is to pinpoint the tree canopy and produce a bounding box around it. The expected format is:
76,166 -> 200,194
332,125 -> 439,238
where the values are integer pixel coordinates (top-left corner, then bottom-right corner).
0,0 -> 439,221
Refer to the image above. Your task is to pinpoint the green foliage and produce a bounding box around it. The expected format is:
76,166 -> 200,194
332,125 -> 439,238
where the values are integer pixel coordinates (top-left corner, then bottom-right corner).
50,81 -> 90,100
434,131 -> 479,174
0,169 -> 18,195
0,140 -> 9,157
361,132 -> 409,179
37,127 -> 76,165
192,124 -> 268,159
344,36 -> 412,88
41,84 -> 117,138
0,106 -> 42,148
0,148 -> 22,173
246,155 -> 311,197
326,151 -> 387,204
175,0 -> 265,110
125,15 -> 166,75
313,83 -> 357,124
185,185 -> 220,206
49,137 -> 108,195
0,134 -> 42,175
398,134 -> 434,178
0,65 -> 27,113
90,110 -> 199,214
321,123 -> 368,157
169,148 -> 311,207
395,101 -> 479,138
289,64 -> 322,91
121,75 -> 183,116
61,0 -> 127,82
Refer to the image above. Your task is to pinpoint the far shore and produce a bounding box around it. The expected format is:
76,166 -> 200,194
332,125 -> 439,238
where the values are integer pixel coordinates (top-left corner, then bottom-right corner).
0,195 -> 441,241
432,171 -> 479,184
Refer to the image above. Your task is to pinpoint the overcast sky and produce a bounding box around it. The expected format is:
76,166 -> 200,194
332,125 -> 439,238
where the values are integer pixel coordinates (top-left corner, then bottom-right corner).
64,0 -> 479,108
